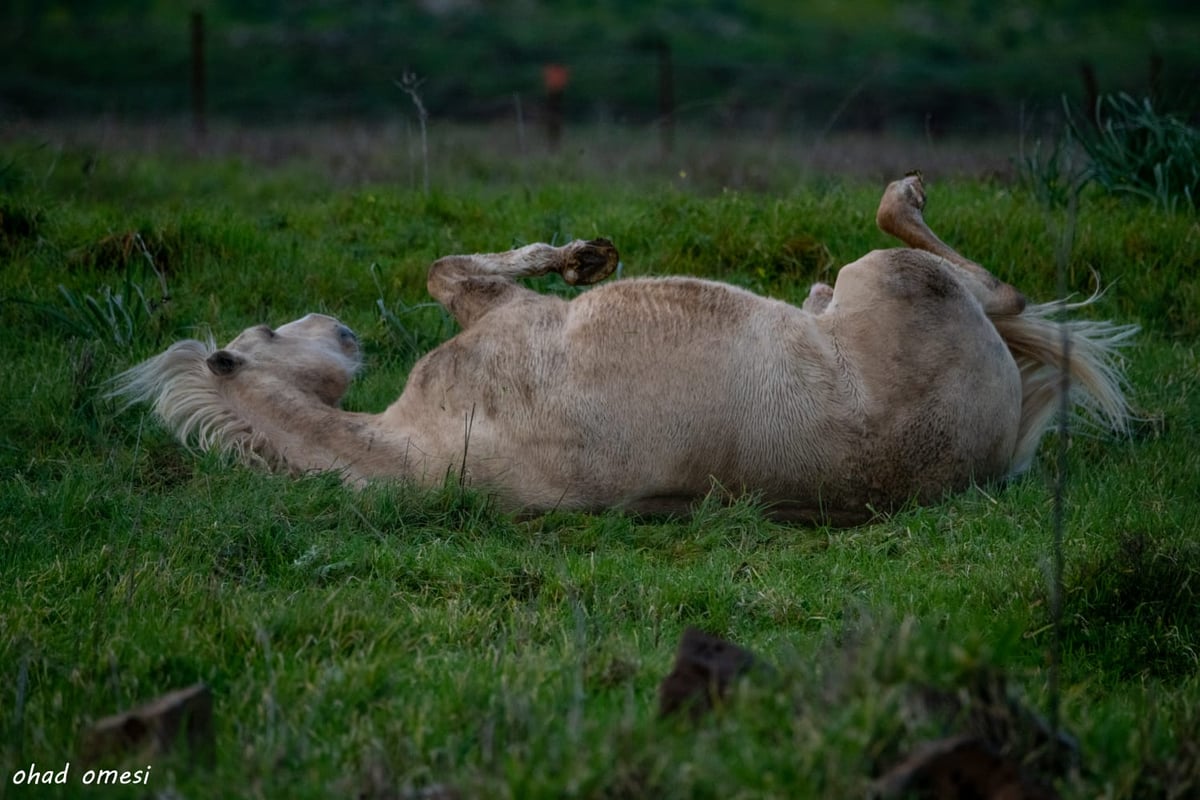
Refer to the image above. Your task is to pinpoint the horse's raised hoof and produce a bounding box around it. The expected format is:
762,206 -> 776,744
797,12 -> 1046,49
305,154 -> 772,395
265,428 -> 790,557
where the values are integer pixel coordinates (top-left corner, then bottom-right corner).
895,171 -> 926,210
883,170 -> 926,224
876,173 -> 928,240
561,238 -> 620,286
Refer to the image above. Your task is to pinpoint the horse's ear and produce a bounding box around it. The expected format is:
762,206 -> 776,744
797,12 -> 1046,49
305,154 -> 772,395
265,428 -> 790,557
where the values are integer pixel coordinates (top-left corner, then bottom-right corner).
206,350 -> 245,376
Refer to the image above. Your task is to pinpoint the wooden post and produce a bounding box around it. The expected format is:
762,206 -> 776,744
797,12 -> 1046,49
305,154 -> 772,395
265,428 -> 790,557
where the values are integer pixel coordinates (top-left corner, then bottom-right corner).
1149,52 -> 1163,107
1079,60 -> 1098,127
657,40 -> 675,157
543,63 -> 568,152
632,32 -> 675,158
191,11 -> 207,138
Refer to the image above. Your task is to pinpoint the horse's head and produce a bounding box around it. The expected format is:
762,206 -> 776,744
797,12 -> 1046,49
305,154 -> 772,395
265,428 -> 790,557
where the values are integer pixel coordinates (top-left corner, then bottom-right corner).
109,313 -> 361,467
208,313 -> 362,406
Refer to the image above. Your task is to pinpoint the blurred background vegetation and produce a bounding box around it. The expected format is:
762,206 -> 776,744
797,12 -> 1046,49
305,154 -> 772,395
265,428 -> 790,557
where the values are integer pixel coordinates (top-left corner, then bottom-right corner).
2,0 -> 1197,135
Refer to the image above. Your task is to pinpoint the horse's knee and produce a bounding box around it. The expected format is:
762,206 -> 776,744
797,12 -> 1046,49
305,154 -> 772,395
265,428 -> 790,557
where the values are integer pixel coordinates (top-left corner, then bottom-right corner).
981,282 -> 1026,316
428,257 -> 532,329
803,283 -> 834,314
426,256 -> 466,300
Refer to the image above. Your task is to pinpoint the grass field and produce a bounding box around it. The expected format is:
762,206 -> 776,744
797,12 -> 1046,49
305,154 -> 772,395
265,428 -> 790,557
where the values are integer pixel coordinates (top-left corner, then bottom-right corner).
1,123 -> 1198,798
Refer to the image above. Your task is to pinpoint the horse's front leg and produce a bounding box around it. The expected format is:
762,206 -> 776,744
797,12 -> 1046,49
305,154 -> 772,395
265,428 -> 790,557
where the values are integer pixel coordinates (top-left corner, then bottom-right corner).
427,238 -> 620,329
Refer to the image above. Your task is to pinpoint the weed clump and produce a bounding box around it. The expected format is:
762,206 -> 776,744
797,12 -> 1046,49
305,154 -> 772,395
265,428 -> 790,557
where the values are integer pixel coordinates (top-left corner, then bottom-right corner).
1130,707 -> 1200,800
370,262 -> 457,368
9,252 -> 172,351
1064,530 -> 1200,680
1068,94 -> 1200,213
67,228 -> 184,275
0,200 -> 44,255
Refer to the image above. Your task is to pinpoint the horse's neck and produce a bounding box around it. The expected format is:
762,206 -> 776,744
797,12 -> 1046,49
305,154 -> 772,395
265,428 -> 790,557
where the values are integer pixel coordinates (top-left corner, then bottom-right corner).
229,385 -> 393,477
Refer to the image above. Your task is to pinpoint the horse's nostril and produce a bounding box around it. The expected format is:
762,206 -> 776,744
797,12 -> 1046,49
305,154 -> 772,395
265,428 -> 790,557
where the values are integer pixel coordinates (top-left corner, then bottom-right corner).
337,325 -> 358,344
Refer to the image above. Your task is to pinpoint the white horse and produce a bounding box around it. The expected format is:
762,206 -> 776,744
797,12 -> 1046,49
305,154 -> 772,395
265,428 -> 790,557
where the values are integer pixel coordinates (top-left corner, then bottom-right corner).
111,175 -> 1135,524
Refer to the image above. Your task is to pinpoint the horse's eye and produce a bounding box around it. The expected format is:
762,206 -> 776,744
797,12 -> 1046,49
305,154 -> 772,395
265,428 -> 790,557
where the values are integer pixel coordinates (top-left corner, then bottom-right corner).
258,325 -> 276,339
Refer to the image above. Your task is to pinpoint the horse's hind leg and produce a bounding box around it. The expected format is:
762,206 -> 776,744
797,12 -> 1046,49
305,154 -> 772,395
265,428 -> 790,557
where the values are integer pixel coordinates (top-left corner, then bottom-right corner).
427,238 -> 620,328
876,173 -> 1026,316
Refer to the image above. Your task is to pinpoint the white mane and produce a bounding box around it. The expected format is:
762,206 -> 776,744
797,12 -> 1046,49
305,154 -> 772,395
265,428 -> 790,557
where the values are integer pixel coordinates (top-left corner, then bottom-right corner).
108,338 -> 278,469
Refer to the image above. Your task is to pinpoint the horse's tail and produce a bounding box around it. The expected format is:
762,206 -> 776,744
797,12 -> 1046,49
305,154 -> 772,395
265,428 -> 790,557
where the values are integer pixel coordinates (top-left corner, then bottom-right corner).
989,296 -> 1138,474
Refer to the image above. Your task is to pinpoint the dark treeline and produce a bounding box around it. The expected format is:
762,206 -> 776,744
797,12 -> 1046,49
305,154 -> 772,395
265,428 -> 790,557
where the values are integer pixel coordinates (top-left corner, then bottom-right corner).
2,0 -> 1196,134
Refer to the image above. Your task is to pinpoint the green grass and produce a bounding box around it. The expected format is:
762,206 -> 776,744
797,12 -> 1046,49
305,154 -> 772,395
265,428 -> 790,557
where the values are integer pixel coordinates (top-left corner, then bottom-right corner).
1,127 -> 1198,799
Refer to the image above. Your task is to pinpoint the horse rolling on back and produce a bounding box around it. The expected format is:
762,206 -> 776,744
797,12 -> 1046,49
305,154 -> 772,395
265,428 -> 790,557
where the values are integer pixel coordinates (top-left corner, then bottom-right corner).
110,175 -> 1135,524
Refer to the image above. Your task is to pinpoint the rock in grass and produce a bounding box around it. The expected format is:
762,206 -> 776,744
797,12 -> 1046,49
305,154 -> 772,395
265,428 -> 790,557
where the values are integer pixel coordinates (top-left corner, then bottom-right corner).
658,627 -> 762,719
81,683 -> 214,767
907,670 -> 1080,780
872,735 -> 1058,800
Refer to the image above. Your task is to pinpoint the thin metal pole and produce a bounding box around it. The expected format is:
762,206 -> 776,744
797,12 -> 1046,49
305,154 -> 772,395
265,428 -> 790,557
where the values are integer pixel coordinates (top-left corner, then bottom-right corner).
1049,190 -> 1078,756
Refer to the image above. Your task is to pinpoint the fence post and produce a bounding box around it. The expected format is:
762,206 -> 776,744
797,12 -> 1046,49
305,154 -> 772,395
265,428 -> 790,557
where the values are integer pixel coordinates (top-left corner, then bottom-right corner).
543,63 -> 568,152
657,39 -> 675,157
1079,60 -> 1098,126
191,11 -> 207,139
632,31 -> 675,158
1149,52 -> 1163,107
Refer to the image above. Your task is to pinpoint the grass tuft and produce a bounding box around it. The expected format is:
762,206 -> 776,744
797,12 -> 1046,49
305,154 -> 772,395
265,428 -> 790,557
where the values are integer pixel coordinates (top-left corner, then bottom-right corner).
0,198 -> 45,255
1063,529 -> 1200,680
1067,93 -> 1200,212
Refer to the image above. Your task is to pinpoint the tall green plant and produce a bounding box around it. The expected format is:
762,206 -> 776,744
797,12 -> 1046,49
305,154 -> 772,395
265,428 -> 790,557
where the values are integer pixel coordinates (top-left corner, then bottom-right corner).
1067,93 -> 1200,212
1015,132 -> 1089,211
369,262 -> 456,366
8,234 -> 170,350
